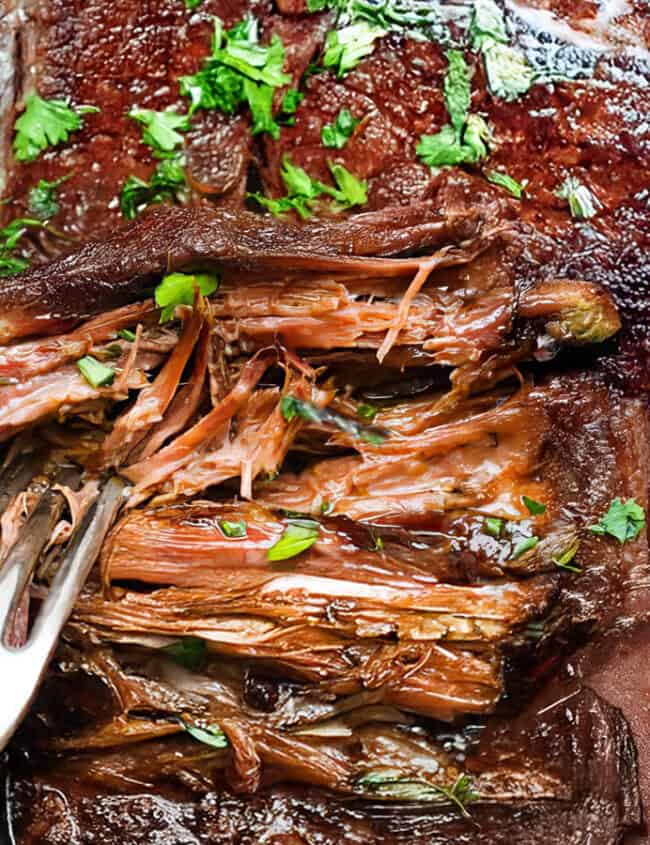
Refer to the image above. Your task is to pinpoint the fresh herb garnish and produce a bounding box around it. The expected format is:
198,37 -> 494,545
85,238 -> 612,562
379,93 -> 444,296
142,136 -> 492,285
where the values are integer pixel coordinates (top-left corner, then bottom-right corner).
185,0 -> 203,7
162,637 -> 206,670
589,497 -> 646,544
373,534 -> 384,551
180,718 -> 229,748
357,402 -> 378,421
276,89 -> 304,126
486,169 -> 525,198
248,155 -> 367,218
322,108 -> 360,148
416,51 -> 491,169
27,175 -> 70,219
522,495 -> 546,515
117,328 -> 136,342
556,176 -> 600,220
321,500 -> 333,515
77,356 -> 116,388
484,516 -> 504,538
13,94 -> 98,162
179,16 -> 291,138
267,520 -> 320,561
308,0 -> 448,43
280,395 -> 386,444
510,535 -> 539,559
128,107 -> 190,155
469,0 -> 508,50
552,540 -> 582,573
154,271 -> 219,322
357,770 -> 477,816
0,217 -> 45,277
119,157 -> 187,219
219,519 -> 248,538
322,22 -> 386,77
470,0 -> 534,101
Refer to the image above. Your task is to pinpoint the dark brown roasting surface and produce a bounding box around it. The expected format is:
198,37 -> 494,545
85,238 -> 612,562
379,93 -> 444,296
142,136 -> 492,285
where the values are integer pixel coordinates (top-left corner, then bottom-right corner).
1,0 -> 649,842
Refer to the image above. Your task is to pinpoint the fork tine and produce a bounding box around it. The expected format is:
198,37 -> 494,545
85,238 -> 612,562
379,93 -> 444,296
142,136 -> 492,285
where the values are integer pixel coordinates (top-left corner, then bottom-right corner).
29,476 -> 128,659
0,487 -> 64,636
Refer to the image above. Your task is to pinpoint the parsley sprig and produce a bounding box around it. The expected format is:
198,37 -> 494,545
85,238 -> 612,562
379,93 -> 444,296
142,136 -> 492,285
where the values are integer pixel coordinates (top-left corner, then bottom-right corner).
589,498 -> 645,544
469,0 -> 534,102
248,155 -> 367,219
128,107 -> 190,156
13,93 -> 99,162
27,175 -> 71,219
0,217 -> 45,277
416,51 -> 491,169
179,17 -> 291,139
119,157 -> 187,219
322,108 -> 360,148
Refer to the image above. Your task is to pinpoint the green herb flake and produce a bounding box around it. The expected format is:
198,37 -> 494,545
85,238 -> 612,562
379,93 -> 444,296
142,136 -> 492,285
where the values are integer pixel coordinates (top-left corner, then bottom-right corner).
322,22 -> 386,77
27,175 -> 70,220
117,328 -> 136,342
181,719 -> 229,748
470,0 -> 508,50
556,176 -> 600,220
374,534 -> 384,551
162,637 -> 206,670
13,94 -> 99,162
322,108 -> 360,148
219,519 -> 248,538
552,540 -> 582,573
444,50 -> 471,135
486,169 -> 525,198
267,521 -> 320,562
357,403 -> 378,421
77,356 -> 116,388
589,497 -> 646,544
521,495 -> 546,515
155,271 -> 219,322
119,157 -> 187,220
482,41 -> 534,102
280,395 -> 386,444
179,16 -> 290,138
0,217 -> 45,277
357,770 -> 477,816
320,500 -> 333,515
484,516 -> 504,538
248,155 -> 366,219
185,0 -> 203,8
129,107 -> 190,155
510,535 -> 539,559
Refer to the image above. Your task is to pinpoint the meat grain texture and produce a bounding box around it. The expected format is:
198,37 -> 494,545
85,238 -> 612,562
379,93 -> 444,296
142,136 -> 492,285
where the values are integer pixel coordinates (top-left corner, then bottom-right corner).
1,0 -> 649,842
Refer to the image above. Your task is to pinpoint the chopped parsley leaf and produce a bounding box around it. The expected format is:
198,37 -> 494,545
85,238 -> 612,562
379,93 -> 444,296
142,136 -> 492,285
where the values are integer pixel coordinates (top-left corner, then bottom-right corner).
117,329 -> 136,342
280,395 -> 386,444
486,169 -> 525,198
179,16 -> 290,139
77,356 -> 116,388
556,176 -> 600,220
511,535 -> 539,559
128,107 -> 190,155
155,271 -> 219,322
308,0 -> 448,43
162,637 -> 206,670
484,516 -> 504,538
589,497 -> 645,544
357,402 -> 378,421
248,155 -> 367,218
522,495 -> 546,515
185,0 -> 203,7
219,519 -> 247,538
322,108 -> 360,148
180,719 -> 229,748
0,217 -> 45,277
267,520 -> 320,561
444,49 -> 471,134
13,94 -> 98,162
552,540 -> 582,573
469,0 -> 508,51
27,175 -> 70,219
119,157 -> 187,219
322,22 -> 386,77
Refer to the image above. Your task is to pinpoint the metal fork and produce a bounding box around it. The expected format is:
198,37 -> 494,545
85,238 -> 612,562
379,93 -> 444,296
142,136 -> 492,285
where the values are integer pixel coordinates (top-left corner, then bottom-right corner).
0,475 -> 128,752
